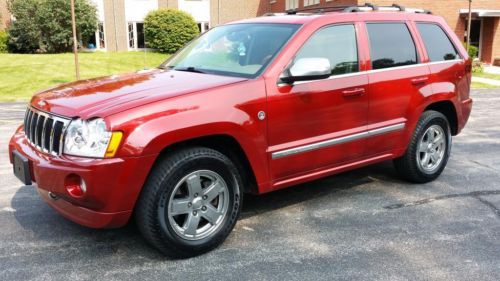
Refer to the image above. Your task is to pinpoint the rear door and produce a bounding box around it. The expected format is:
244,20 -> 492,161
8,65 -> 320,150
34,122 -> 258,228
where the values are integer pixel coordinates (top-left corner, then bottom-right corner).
364,22 -> 431,156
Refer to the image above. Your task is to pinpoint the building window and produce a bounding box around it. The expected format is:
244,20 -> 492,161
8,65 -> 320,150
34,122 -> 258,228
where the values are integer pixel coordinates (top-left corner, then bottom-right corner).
128,23 -> 134,49
87,22 -> 105,50
304,0 -> 320,7
98,23 -> 105,49
128,22 -> 146,49
286,0 -> 299,10
197,22 -> 210,33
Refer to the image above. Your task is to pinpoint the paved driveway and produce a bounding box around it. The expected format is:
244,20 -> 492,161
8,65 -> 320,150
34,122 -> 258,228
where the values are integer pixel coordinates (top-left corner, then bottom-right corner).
1,90 -> 499,281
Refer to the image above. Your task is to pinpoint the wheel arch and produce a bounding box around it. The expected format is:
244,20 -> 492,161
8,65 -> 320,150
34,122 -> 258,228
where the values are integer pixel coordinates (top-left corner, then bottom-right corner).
152,134 -> 260,194
424,100 -> 459,135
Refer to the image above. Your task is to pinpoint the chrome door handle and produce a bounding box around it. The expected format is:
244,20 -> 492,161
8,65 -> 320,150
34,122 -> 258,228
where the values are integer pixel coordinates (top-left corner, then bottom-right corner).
411,77 -> 429,86
342,88 -> 365,97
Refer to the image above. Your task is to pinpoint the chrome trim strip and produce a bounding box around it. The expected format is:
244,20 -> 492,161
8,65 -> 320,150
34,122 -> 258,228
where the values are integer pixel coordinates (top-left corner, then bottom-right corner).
49,120 -> 56,154
41,116 -> 48,151
271,123 -> 406,159
368,123 -> 406,137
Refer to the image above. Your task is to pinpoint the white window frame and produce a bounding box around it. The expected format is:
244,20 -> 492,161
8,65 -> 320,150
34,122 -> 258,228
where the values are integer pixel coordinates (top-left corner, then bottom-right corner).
304,0 -> 320,7
94,21 -> 106,50
127,21 -> 145,50
197,21 -> 210,33
286,0 -> 299,10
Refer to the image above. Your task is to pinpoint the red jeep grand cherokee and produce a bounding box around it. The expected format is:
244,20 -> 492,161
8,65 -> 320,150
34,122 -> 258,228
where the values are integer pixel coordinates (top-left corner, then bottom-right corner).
9,4 -> 472,257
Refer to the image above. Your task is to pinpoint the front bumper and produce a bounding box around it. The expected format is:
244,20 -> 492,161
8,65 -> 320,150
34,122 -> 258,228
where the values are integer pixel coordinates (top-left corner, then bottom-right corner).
9,126 -> 157,228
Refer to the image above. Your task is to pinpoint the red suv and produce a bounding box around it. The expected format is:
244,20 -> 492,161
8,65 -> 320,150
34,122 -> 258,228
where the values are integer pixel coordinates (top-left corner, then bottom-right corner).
9,4 -> 472,257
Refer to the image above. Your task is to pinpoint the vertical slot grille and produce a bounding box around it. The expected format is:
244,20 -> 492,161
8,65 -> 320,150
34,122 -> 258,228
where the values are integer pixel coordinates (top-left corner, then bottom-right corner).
23,107 -> 70,156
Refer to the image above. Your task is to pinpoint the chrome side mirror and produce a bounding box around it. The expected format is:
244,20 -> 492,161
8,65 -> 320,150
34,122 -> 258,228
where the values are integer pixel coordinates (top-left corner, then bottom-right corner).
280,58 -> 331,84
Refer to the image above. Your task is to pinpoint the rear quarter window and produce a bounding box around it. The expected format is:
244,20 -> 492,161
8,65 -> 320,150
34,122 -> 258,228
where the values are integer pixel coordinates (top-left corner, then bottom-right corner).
416,23 -> 460,62
366,23 -> 418,70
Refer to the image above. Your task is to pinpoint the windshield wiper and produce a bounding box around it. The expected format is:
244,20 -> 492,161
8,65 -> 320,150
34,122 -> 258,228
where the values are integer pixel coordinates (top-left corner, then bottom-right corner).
174,66 -> 207,74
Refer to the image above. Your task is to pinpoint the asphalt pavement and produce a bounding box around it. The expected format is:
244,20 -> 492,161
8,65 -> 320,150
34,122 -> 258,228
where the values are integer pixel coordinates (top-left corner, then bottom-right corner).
0,90 -> 499,281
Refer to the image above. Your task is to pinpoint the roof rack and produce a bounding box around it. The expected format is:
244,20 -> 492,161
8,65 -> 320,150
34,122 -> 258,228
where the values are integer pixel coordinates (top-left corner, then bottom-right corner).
281,3 -> 432,16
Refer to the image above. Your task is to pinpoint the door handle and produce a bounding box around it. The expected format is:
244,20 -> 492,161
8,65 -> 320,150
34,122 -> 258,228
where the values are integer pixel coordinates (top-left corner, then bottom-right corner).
411,77 -> 429,86
342,88 -> 365,97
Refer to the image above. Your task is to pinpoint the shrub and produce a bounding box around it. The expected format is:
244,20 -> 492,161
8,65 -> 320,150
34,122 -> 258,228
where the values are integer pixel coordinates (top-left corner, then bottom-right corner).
472,59 -> 484,73
7,0 -> 97,53
0,31 -> 7,53
144,9 -> 199,53
463,42 -> 479,59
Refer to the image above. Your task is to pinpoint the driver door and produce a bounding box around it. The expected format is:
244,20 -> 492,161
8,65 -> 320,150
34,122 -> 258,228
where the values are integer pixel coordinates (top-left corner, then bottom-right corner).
266,24 -> 369,182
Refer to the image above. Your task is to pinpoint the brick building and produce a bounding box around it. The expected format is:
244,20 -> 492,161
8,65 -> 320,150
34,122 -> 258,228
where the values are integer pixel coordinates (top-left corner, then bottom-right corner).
0,0 -> 498,64
269,0 -> 500,64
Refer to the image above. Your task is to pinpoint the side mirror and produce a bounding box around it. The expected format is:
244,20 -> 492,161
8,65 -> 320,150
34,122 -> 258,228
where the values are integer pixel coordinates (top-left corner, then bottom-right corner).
280,58 -> 331,84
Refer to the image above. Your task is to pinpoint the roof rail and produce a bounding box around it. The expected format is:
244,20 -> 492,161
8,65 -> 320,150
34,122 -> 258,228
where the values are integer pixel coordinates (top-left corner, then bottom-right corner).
280,3 -> 432,15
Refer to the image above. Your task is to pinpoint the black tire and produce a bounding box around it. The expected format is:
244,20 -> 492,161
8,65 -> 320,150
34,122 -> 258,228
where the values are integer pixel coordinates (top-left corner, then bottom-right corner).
135,146 -> 243,258
394,110 -> 452,183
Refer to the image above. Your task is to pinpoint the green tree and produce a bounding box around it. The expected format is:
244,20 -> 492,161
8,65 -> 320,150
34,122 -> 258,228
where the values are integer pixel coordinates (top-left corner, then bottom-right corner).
144,9 -> 199,53
7,0 -> 97,53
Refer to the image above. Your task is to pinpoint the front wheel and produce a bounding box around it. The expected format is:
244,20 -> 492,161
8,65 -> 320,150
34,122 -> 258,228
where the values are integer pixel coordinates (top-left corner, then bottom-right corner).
135,147 -> 243,258
394,110 -> 452,183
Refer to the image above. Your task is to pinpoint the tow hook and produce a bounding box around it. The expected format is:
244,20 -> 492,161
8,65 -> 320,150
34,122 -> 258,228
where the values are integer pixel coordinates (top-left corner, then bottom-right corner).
48,192 -> 59,200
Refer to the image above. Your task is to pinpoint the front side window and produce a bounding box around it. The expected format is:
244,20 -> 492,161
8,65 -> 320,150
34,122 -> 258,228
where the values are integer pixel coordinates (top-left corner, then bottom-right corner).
417,23 -> 459,62
163,23 -> 301,78
293,24 -> 359,76
367,23 -> 418,70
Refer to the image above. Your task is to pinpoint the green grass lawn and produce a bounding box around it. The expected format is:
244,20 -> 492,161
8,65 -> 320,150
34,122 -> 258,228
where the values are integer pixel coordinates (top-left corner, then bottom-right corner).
473,72 -> 500,81
0,52 -> 169,102
471,81 -> 500,89
1,52 -> 497,102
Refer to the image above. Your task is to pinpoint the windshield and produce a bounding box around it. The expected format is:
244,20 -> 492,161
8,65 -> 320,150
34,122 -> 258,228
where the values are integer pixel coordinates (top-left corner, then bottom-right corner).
162,23 -> 301,78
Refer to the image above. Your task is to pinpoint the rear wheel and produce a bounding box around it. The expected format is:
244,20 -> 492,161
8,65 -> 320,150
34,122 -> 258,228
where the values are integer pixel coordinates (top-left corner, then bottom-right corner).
394,110 -> 452,183
135,147 -> 243,258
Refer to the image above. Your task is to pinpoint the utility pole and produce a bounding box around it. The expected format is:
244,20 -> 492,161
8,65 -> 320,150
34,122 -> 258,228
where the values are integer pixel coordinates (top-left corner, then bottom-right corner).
466,0 -> 472,52
71,0 -> 80,80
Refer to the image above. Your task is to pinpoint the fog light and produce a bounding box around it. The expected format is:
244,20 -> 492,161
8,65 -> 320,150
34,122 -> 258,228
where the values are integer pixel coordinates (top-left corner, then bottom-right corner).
65,174 -> 86,198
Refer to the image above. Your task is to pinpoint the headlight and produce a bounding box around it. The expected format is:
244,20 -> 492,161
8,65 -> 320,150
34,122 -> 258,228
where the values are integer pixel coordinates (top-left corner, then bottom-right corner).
63,118 -> 122,158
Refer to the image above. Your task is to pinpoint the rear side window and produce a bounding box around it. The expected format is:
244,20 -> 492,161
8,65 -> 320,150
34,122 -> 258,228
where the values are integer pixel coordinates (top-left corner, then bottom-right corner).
417,23 -> 460,62
366,23 -> 418,70
294,24 -> 359,76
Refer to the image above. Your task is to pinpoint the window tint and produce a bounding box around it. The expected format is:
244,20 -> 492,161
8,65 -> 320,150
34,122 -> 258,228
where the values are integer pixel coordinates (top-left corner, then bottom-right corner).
367,23 -> 418,70
294,24 -> 359,76
417,23 -> 459,62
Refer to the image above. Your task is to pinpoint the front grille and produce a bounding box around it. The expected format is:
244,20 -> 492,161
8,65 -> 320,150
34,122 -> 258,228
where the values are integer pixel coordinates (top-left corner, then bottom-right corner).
24,107 -> 71,156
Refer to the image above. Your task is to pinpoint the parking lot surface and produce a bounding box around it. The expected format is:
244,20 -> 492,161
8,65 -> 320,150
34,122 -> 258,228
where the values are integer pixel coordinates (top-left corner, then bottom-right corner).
0,90 -> 499,281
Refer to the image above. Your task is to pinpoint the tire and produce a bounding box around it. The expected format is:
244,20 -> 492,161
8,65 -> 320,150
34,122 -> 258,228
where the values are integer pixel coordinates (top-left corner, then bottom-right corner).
394,110 -> 452,183
135,146 -> 243,258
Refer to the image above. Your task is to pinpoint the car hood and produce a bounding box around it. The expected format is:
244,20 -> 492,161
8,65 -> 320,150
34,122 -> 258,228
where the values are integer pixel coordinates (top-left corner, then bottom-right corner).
30,69 -> 247,119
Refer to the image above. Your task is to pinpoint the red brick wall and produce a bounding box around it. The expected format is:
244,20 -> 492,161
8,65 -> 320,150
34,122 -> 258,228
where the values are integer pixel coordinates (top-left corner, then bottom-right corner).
270,0 -> 357,13
490,18 -> 500,64
212,0 -> 271,25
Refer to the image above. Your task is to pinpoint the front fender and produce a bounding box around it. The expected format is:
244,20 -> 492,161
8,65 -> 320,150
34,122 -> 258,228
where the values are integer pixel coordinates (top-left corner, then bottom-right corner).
106,79 -> 270,189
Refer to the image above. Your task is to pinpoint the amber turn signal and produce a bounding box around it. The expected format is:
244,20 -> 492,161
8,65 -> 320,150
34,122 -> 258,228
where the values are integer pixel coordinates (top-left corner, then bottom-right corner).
105,132 -> 123,158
